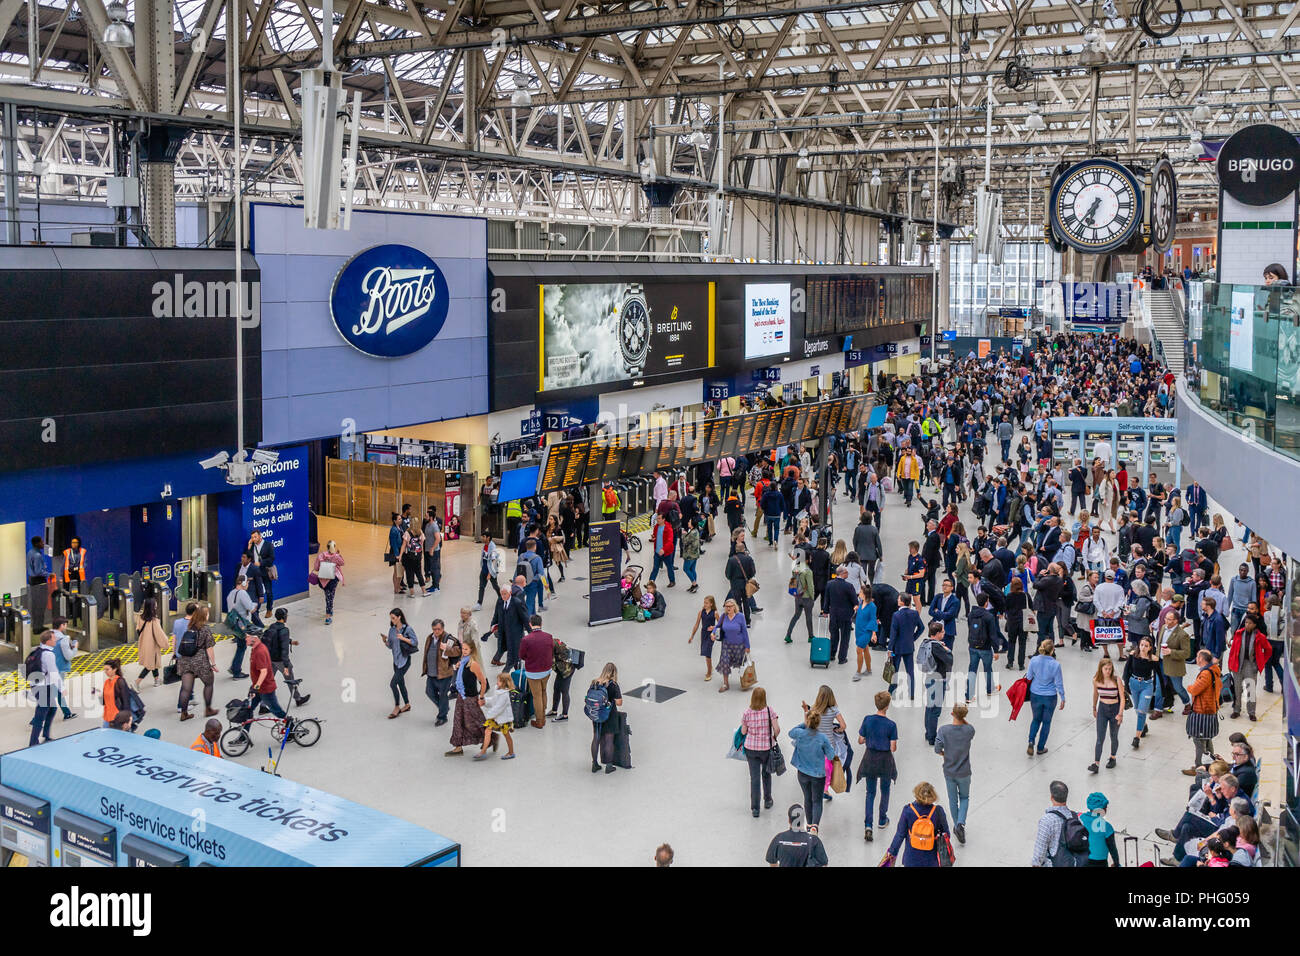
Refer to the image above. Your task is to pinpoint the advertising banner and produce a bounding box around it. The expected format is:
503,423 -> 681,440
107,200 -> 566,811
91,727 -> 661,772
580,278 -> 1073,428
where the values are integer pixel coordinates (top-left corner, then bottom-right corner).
587,520 -> 624,626
1229,289 -> 1256,372
541,281 -> 713,391
242,444 -> 309,599
744,282 -> 792,360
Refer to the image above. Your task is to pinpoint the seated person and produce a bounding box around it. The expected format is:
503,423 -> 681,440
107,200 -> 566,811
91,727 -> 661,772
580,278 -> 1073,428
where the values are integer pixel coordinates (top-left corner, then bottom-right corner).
1157,772 -> 1254,864
1216,735 -> 1259,797
642,581 -> 667,620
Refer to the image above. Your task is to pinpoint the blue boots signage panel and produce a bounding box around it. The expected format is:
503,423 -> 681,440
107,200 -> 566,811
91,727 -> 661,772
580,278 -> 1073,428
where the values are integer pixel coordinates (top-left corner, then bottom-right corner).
330,244 -> 451,357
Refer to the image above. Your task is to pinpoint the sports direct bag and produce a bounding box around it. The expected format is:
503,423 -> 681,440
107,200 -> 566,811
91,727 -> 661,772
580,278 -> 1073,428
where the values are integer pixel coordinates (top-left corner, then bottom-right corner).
584,682 -> 613,723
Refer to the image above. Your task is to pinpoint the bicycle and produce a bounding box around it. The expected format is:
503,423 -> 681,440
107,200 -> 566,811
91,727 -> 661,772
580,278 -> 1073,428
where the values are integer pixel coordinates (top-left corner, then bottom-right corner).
621,519 -> 642,553
221,695 -> 322,756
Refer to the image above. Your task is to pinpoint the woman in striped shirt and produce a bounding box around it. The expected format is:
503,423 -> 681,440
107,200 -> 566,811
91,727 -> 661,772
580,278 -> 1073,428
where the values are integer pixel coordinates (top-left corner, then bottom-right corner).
741,687 -> 780,818
1089,656 -> 1127,774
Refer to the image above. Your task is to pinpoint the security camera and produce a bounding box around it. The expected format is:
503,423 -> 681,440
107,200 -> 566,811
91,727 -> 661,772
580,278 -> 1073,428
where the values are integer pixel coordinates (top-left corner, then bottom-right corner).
556,233 -> 568,246
249,448 -> 280,466
199,451 -> 230,470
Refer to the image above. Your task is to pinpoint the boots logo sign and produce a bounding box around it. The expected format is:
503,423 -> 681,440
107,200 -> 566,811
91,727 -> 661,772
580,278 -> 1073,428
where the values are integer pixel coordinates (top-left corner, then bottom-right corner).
330,244 -> 450,357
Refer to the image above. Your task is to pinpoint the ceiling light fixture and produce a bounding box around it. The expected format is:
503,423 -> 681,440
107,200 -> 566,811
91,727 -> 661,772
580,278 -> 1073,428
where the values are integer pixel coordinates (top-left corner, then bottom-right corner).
795,147 -> 811,171
1025,103 -> 1046,132
103,0 -> 133,48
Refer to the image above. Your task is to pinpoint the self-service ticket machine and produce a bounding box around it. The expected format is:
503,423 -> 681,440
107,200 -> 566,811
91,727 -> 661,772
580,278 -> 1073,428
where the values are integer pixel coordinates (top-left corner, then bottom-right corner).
1115,431 -> 1145,474
123,833 -> 188,867
1083,431 -> 1112,467
1148,434 -> 1177,480
0,783 -> 51,866
1051,430 -> 1080,465
53,807 -> 116,867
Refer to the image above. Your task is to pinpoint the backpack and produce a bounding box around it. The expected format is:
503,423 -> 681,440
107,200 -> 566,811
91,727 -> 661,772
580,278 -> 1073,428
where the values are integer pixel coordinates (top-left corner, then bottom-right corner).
1050,808 -> 1090,865
909,803 -> 938,851
24,645 -> 46,678
124,684 -> 146,728
584,682 -> 612,723
603,486 -> 618,509
178,628 -> 200,658
915,638 -> 936,674
515,559 -> 535,585
552,640 -> 574,679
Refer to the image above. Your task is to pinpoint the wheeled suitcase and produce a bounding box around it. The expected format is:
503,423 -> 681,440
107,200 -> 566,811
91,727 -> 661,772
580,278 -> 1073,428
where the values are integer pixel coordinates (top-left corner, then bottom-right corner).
510,666 -> 534,724
810,616 -> 832,668
602,711 -> 633,768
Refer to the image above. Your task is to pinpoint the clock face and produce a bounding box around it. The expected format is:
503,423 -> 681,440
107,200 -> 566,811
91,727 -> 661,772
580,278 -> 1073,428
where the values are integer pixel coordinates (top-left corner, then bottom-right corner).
1149,160 -> 1177,254
1051,160 -> 1142,253
620,297 -> 650,366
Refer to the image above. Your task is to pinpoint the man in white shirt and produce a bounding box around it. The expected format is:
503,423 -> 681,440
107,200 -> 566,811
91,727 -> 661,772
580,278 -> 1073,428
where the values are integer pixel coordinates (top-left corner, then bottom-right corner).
652,470 -> 669,509
1093,437 -> 1113,468
1093,570 -> 1127,620
27,630 -> 63,745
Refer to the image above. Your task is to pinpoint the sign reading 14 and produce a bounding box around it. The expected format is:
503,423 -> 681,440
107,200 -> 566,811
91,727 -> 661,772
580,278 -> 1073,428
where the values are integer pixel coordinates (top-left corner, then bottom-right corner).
1050,159 -> 1143,254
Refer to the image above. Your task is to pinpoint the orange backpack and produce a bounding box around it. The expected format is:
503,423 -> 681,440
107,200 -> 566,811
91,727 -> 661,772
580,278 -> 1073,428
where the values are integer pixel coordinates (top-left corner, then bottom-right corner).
908,803 -> 937,852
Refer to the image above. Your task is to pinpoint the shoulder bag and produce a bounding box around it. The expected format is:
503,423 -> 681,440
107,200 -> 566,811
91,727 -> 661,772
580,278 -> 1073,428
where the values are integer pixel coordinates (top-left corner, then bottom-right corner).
765,708 -> 787,775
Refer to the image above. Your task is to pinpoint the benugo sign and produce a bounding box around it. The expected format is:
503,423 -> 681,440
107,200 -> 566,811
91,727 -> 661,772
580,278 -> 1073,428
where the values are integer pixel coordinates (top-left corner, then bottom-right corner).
1216,124 -> 1300,207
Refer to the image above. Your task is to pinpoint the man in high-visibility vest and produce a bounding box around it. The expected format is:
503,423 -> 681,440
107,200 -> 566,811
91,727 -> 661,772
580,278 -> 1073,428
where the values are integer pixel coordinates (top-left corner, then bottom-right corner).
62,536 -> 87,587
600,481 -> 621,520
896,446 -> 921,508
191,718 -> 223,758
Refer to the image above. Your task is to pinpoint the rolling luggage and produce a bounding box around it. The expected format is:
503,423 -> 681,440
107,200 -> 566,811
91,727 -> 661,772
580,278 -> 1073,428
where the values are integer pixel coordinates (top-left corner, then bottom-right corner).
510,666 -> 534,725
602,710 -> 633,769
810,615 -> 832,668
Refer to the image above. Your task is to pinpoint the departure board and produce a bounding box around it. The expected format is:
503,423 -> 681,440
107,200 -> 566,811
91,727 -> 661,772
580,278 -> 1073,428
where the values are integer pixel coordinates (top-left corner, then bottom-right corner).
853,397 -> 871,429
751,410 -> 774,452
791,406 -> 812,444
763,409 -> 784,450
811,404 -> 832,437
675,424 -> 697,465
825,400 -> 847,436
718,416 -> 743,458
777,407 -> 797,446
618,441 -> 645,478
585,438 -> 609,480
562,438 -> 590,487
539,443 -> 573,495
735,414 -> 758,455
701,419 -> 724,461
600,438 -> 624,481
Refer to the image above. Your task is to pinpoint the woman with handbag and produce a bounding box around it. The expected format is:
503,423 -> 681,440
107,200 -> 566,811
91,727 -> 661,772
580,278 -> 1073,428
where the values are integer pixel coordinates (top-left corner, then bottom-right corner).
789,710 -> 835,833
714,598 -> 751,693
312,541 -> 344,625
883,781 -> 951,867
807,686 -> 849,800
134,597 -> 170,689
740,687 -> 781,817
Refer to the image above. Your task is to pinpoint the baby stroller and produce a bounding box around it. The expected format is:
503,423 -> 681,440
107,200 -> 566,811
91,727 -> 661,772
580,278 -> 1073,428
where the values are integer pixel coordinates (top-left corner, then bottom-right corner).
621,565 -> 645,621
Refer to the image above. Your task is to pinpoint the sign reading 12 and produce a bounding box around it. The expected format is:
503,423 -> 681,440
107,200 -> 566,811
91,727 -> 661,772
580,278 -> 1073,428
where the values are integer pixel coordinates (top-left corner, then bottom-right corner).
1050,159 -> 1143,254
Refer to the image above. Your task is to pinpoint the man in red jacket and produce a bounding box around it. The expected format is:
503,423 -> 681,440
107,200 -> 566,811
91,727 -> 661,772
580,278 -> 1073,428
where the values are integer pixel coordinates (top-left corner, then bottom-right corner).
649,513 -> 676,587
1226,616 -> 1271,721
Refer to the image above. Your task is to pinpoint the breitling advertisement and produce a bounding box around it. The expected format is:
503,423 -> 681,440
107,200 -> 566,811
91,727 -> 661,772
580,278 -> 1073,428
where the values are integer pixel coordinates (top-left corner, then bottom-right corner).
539,281 -> 713,391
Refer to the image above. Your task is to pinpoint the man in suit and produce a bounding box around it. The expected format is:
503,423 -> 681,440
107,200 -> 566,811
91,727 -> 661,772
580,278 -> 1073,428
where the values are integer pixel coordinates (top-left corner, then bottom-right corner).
825,568 -> 859,666
247,529 -> 277,613
888,593 -> 923,699
921,521 -> 942,604
489,581 -> 531,668
978,548 -> 1007,615
852,513 -> 884,583
1185,481 -> 1207,536
928,578 -> 961,650
1068,458 -> 1089,515
993,538 -> 1018,578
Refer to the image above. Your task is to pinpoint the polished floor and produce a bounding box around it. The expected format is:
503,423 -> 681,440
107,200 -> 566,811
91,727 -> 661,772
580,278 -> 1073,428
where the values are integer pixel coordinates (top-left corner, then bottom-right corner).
0,449 -> 1285,867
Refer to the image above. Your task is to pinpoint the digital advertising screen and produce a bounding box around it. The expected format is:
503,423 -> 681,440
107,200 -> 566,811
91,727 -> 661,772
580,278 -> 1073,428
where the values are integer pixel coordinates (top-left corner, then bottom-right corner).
744,282 -> 792,360
540,281 -> 714,391
498,465 -> 540,502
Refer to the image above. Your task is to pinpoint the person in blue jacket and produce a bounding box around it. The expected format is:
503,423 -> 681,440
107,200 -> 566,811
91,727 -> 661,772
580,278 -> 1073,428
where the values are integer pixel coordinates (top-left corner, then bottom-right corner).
853,585 -> 877,682
888,593 -> 923,699
885,781 -> 950,868
928,578 -> 960,649
1025,639 -> 1066,756
1199,596 -> 1227,660
789,711 -> 836,832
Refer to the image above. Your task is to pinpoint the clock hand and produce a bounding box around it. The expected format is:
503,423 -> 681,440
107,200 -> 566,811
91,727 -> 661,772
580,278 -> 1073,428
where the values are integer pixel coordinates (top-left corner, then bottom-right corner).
1081,197 -> 1102,226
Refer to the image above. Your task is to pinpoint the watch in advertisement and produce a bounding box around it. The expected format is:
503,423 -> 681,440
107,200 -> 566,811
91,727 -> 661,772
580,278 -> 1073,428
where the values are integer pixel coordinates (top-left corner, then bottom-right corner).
618,282 -> 652,376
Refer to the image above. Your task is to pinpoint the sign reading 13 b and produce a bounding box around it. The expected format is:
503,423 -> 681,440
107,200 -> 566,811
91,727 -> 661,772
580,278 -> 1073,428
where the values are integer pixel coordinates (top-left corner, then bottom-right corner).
330,244 -> 451,358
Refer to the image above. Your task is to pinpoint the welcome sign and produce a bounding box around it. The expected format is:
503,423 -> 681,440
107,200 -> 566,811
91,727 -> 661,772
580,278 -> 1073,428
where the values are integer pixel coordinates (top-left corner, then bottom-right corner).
330,244 -> 451,357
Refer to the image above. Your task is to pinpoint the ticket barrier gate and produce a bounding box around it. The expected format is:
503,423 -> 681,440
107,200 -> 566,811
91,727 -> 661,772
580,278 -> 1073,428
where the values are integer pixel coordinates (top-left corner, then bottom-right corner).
0,605 -> 33,661
193,569 -> 222,610
95,581 -> 135,646
49,590 -> 97,651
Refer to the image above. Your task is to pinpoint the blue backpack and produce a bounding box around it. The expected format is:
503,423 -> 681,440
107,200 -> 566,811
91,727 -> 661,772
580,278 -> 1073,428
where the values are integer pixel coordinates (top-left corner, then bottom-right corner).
584,682 -> 612,723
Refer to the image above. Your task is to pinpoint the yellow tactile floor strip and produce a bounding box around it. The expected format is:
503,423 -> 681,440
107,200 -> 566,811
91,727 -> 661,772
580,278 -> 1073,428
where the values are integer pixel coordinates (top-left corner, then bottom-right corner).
0,628 -> 240,697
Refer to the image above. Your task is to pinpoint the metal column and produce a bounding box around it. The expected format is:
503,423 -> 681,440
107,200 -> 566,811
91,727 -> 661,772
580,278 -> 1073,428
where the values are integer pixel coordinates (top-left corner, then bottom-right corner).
2,102 -> 19,245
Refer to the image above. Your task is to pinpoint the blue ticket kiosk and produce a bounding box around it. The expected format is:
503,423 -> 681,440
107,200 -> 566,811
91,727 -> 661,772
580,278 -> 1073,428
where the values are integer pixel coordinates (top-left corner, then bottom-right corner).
0,730 -> 459,867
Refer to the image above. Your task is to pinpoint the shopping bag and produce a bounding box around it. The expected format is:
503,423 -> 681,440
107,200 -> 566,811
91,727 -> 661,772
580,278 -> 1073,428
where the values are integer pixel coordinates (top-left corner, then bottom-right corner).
740,658 -> 758,691
830,757 -> 847,793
